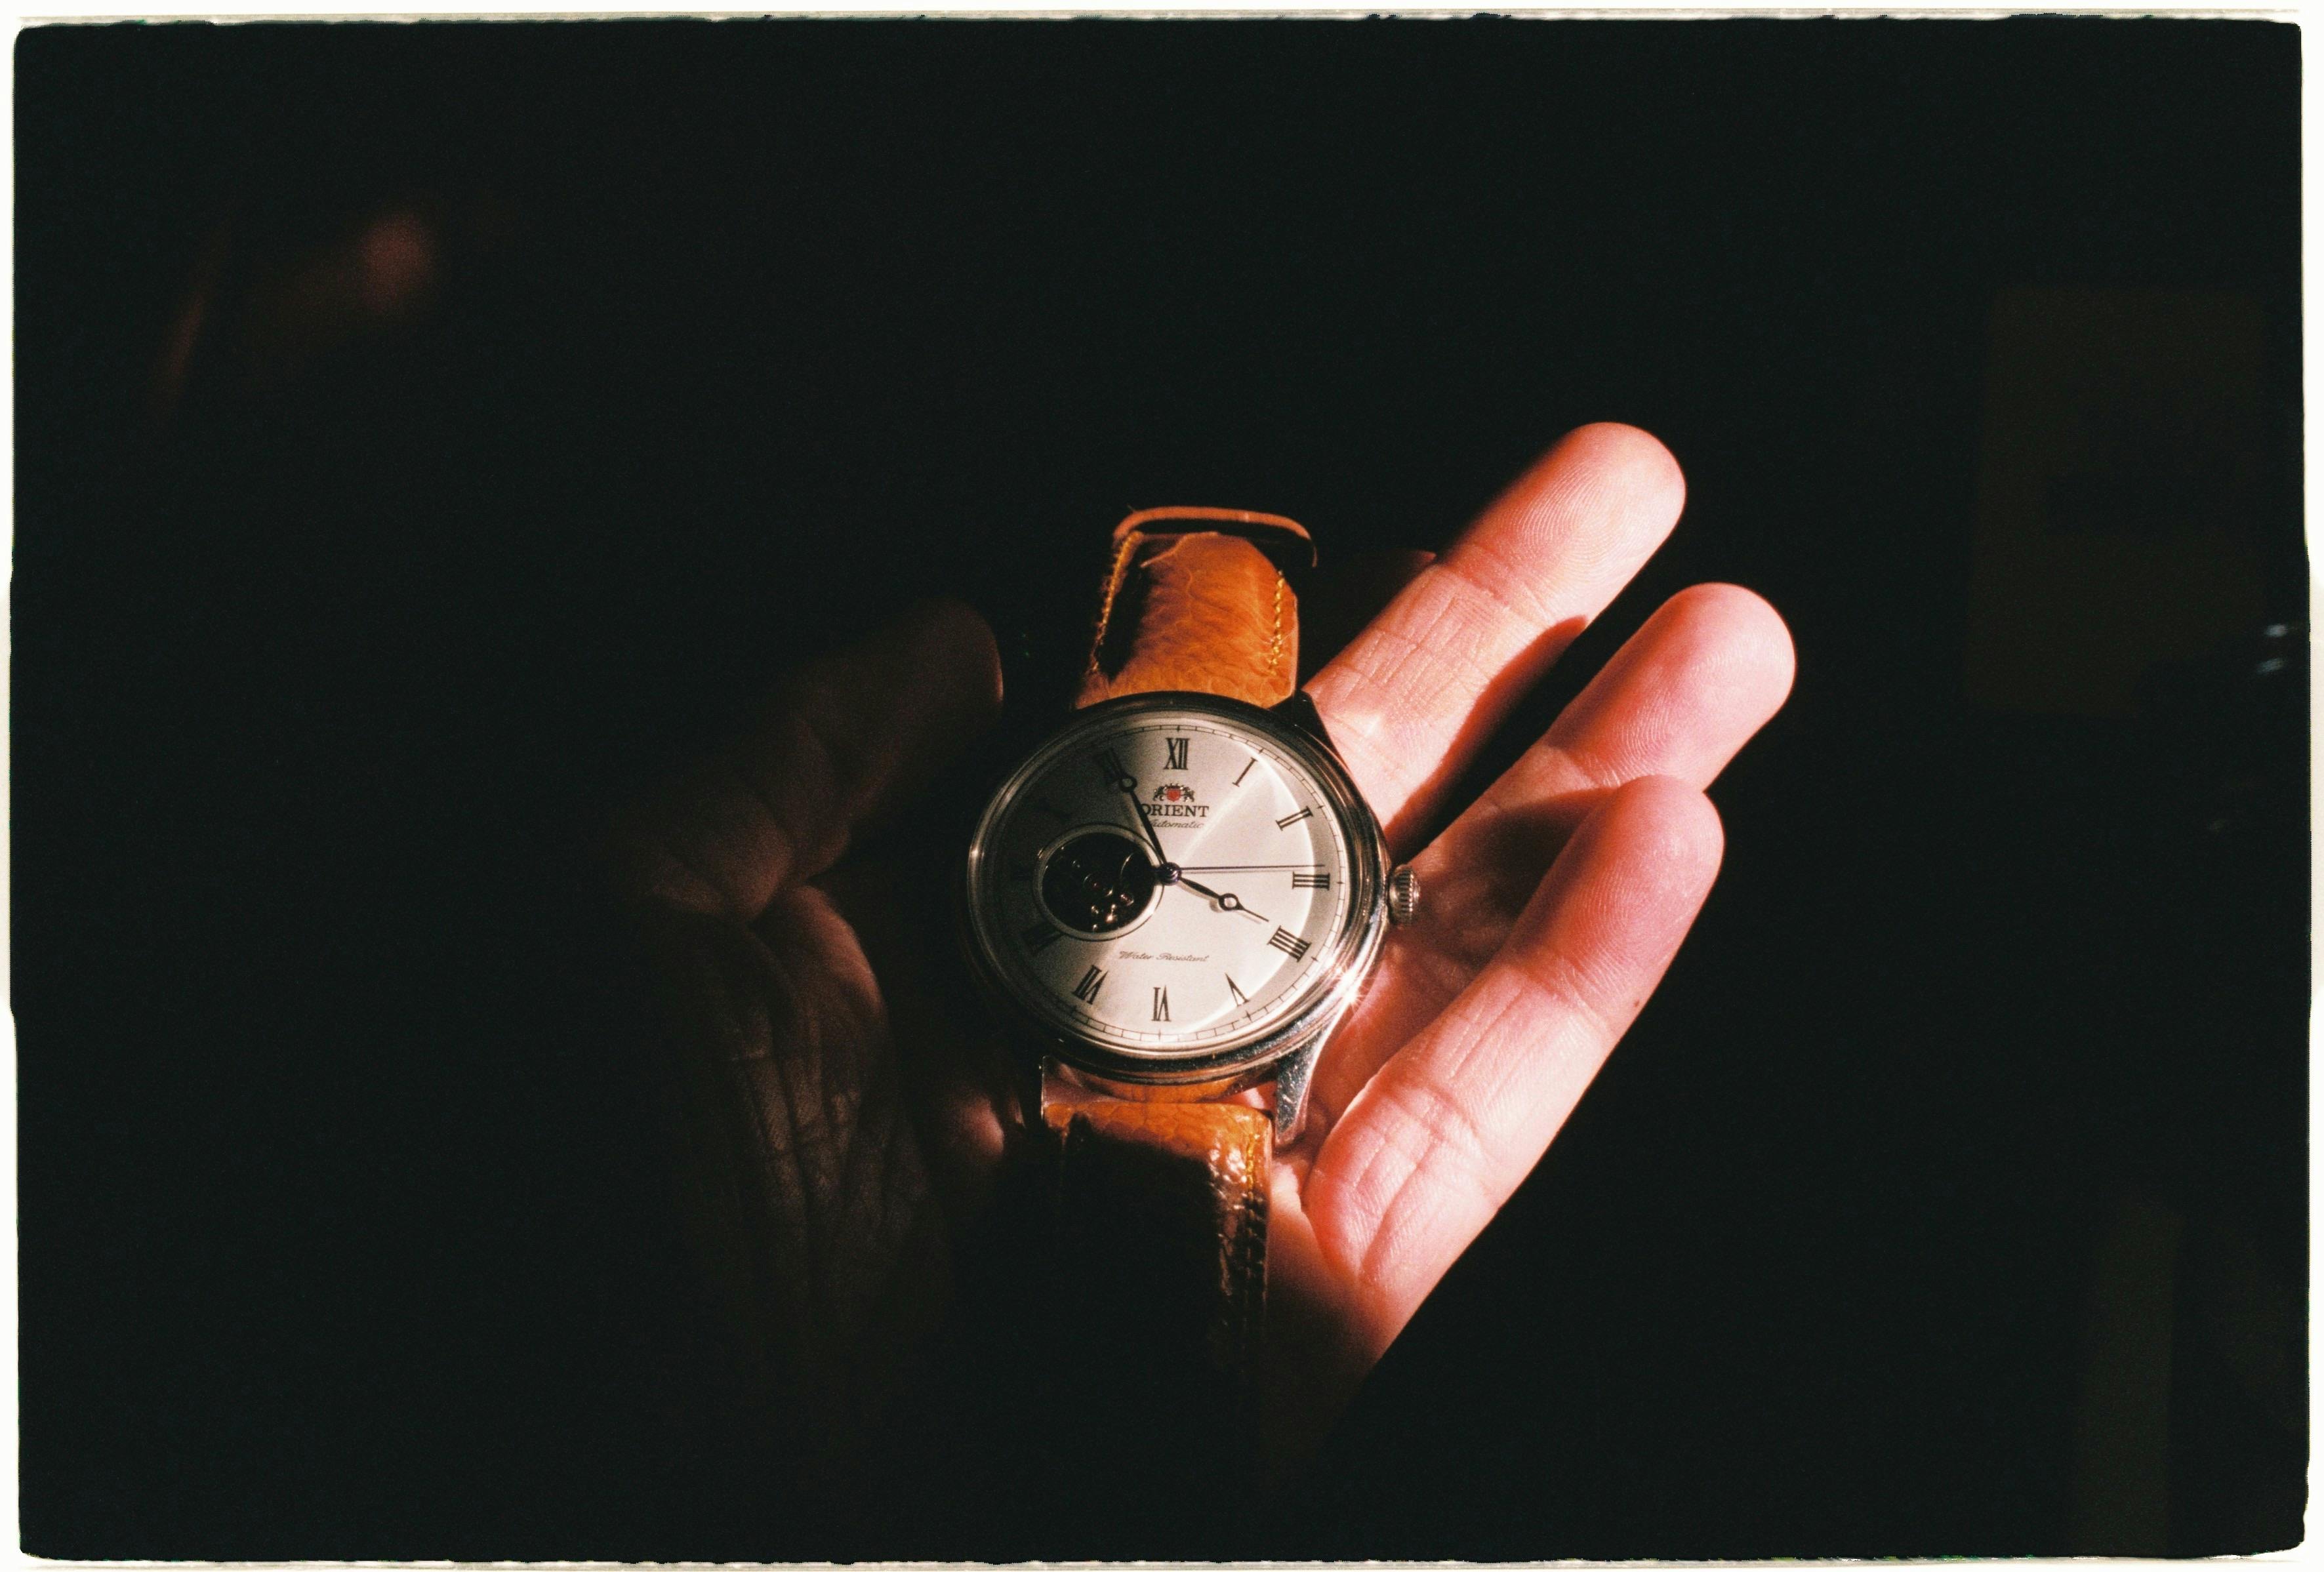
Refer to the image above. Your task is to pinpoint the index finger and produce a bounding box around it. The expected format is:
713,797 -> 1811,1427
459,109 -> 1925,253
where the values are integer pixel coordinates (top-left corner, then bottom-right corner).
1306,424 -> 1687,851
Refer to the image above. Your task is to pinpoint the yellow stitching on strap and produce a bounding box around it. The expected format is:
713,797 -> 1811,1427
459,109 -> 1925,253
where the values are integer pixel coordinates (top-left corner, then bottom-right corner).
1269,571 -> 1286,689
1085,531 -> 1139,689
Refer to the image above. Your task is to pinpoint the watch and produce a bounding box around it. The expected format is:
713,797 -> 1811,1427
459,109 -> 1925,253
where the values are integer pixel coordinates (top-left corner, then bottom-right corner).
958,506 -> 1419,1491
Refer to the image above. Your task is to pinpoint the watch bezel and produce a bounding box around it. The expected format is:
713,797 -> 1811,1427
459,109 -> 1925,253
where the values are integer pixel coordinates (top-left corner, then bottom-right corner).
960,690 -> 1391,1090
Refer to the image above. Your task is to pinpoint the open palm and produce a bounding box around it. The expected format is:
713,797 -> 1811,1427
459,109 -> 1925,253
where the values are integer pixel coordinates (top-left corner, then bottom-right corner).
611,424 -> 1795,1489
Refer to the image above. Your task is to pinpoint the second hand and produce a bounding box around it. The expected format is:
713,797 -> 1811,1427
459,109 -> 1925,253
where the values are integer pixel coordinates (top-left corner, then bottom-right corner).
1173,864 -> 1328,874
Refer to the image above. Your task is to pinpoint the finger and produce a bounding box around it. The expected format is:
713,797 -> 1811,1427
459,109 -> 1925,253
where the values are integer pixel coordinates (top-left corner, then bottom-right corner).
1307,424 -> 1686,851
1300,775 -> 1724,1358
158,202 -> 451,418
1474,582 -> 1795,839
1296,547 -> 1435,683
615,597 -> 1003,921
1311,582 -> 1793,1121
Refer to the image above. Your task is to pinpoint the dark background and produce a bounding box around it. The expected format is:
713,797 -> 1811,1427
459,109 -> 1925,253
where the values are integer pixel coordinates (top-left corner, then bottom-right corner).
16,16 -> 2306,1560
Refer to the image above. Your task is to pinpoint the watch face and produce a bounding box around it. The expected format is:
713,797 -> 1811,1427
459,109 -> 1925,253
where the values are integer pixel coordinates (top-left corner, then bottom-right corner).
963,695 -> 1383,1070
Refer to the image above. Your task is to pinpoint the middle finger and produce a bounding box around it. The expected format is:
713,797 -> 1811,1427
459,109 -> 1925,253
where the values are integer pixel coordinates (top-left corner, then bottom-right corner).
1306,422 -> 1688,853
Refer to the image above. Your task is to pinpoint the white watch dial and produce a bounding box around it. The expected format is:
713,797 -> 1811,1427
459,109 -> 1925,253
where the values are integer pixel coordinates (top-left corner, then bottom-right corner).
966,702 -> 1362,1060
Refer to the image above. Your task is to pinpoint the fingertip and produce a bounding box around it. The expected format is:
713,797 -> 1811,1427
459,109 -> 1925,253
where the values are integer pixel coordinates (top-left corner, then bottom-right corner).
1475,422 -> 1687,596
1486,773 -> 1723,1004
1553,421 -> 1687,519
1659,580 -> 1798,708
901,595 -> 1006,717
1599,772 -> 1726,887
1613,769 -> 1724,834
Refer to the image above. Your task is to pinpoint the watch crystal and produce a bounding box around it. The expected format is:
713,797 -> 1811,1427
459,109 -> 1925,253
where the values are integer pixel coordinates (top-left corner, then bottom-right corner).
966,700 -> 1368,1061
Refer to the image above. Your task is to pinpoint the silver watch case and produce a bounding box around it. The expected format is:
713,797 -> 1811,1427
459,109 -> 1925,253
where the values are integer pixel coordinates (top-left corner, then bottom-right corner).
960,689 -> 1392,1140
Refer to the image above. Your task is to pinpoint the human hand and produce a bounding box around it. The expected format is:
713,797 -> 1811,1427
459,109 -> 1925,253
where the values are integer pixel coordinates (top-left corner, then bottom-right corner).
609,423 -> 1794,1485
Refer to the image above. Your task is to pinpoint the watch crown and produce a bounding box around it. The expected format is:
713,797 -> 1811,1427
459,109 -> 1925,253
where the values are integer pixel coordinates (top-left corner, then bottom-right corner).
1387,864 -> 1421,926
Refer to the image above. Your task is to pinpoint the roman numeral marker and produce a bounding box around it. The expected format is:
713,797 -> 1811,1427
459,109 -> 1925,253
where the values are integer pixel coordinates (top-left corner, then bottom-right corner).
1268,928 -> 1311,961
1233,758 -> 1256,786
1165,737 -> 1190,771
1293,871 -> 1331,889
1072,965 -> 1106,1005
1023,920 -> 1064,952
1096,748 -> 1131,790
1276,807 -> 1313,830
1151,986 -> 1170,1022
1225,975 -> 1249,1006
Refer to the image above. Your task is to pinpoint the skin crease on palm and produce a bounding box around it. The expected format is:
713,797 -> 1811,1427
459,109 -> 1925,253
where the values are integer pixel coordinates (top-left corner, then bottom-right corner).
617,422 -> 1797,1478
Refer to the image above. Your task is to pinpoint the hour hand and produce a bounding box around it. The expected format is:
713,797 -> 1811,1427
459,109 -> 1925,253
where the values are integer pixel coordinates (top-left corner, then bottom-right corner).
1176,876 -> 1269,924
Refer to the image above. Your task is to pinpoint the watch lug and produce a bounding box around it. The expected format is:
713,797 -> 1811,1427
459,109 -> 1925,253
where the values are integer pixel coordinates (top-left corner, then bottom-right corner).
1022,1057 -> 1058,1135
1271,688 -> 1338,754
1272,1042 -> 1320,1143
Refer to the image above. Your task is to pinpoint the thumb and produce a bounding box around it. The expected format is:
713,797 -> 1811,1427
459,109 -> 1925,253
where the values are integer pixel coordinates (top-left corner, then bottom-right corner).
614,598 -> 1002,921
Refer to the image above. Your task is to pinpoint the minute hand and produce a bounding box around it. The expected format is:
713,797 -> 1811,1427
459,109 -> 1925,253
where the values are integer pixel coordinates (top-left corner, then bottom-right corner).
1113,776 -> 1174,866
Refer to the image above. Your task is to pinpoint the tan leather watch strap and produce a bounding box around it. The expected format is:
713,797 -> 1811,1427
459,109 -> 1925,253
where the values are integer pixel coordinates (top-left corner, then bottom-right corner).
1040,1079 -> 1273,1481
1074,506 -> 1315,710
1043,1085 -> 1272,1373
1036,505 -> 1312,1494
